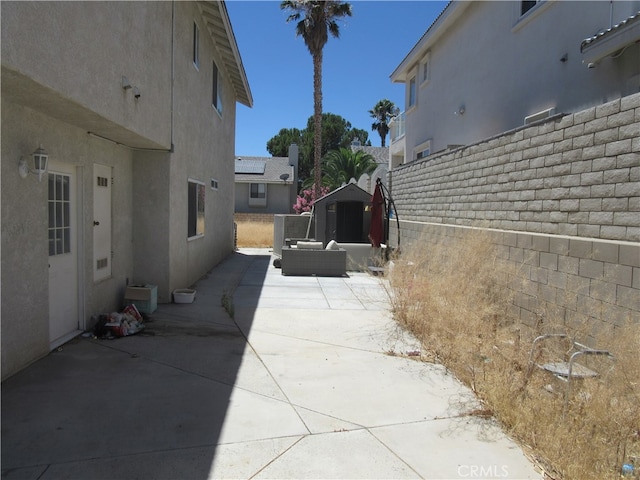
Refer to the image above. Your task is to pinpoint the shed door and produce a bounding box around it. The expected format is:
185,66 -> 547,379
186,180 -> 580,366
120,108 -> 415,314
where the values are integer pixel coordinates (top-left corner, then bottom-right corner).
336,201 -> 363,243
48,166 -> 79,347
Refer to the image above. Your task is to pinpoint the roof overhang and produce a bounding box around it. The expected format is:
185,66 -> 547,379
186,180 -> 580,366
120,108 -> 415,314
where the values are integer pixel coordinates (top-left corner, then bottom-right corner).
580,11 -> 640,65
198,1 -> 253,107
390,1 -> 469,84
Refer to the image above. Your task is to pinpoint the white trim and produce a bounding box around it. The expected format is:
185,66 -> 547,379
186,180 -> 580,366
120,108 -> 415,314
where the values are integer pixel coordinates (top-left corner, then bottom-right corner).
187,178 -> 206,239
76,165 -> 86,330
193,20 -> 200,70
188,177 -> 205,186
512,0 -> 553,32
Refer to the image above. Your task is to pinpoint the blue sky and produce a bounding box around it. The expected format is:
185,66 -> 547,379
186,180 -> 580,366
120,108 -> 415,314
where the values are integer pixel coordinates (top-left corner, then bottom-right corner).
226,0 -> 448,157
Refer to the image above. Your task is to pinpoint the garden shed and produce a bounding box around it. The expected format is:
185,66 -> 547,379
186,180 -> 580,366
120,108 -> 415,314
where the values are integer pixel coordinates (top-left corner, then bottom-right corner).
313,183 -> 372,245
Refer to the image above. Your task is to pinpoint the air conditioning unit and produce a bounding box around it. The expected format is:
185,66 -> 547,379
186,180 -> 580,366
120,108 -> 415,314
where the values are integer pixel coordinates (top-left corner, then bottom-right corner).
524,107 -> 556,125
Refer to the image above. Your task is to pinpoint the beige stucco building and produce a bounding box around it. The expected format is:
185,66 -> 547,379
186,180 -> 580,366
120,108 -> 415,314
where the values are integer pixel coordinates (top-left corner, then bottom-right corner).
1,1 -> 252,379
389,1 -> 640,167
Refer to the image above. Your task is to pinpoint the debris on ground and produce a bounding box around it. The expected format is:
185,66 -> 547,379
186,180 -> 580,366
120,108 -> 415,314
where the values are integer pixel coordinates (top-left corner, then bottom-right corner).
92,304 -> 145,339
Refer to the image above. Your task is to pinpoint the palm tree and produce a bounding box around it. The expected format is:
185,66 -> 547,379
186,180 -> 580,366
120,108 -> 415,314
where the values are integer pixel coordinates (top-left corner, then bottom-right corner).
369,99 -> 396,147
281,0 -> 352,200
302,147 -> 377,191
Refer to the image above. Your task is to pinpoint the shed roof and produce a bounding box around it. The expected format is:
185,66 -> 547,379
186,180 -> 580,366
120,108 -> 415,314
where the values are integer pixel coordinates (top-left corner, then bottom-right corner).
314,182 -> 371,205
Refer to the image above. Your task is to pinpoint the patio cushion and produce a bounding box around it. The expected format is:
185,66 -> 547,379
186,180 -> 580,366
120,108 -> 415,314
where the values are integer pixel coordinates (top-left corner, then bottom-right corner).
297,241 -> 324,250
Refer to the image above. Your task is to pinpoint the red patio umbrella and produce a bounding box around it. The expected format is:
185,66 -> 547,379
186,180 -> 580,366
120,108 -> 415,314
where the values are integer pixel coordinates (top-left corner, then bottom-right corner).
368,181 -> 385,248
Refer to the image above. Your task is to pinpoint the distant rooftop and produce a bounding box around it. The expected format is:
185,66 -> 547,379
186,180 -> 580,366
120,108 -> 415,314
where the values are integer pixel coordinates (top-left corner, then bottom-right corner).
234,156 -> 294,184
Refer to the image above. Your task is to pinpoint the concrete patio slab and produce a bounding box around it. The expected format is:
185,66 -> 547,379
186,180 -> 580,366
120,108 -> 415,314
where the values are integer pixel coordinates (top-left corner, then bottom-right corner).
1,248 -> 541,480
253,429 -> 421,479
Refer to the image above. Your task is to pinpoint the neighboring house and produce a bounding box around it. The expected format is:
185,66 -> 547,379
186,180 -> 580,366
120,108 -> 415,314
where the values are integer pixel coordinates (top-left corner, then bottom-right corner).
351,144 -> 389,194
234,145 -> 299,214
389,1 -> 640,168
1,1 -> 252,379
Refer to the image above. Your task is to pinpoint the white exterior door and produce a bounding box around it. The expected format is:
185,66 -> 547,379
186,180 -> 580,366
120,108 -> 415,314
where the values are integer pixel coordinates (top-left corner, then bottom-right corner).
48,164 -> 79,346
93,164 -> 112,282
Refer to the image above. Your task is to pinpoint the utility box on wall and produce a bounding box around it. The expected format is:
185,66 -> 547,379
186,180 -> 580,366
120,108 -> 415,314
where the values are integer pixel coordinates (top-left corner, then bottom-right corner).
124,284 -> 158,314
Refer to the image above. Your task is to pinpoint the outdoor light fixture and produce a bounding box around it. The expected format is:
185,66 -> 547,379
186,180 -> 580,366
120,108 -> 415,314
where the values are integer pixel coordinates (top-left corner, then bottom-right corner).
122,75 -> 132,90
18,145 -> 49,182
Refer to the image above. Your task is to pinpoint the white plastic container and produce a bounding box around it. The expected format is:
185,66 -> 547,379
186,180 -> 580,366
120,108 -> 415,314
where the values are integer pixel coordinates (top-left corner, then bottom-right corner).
173,289 -> 196,304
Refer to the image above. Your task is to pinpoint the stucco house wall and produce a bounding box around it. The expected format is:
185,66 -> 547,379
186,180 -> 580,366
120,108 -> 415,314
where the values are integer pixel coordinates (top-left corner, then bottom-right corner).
234,150 -> 298,215
390,1 -> 640,166
235,182 -> 294,214
1,1 -> 251,379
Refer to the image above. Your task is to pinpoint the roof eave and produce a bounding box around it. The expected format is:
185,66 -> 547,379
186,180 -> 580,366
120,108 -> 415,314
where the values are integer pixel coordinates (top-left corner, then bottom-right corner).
390,1 -> 469,84
580,12 -> 640,65
198,1 -> 253,107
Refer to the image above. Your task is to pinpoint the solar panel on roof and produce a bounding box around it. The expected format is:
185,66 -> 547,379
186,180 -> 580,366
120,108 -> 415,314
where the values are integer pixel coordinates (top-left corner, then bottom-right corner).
235,159 -> 266,174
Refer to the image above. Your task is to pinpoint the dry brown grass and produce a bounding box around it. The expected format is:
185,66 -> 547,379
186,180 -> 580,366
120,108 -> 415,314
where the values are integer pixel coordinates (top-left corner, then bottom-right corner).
236,220 -> 273,248
388,229 -> 640,480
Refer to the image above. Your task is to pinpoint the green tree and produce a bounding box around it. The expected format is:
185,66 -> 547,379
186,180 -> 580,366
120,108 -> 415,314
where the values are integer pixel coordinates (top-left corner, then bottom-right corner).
369,98 -> 396,147
266,112 -> 370,185
266,128 -> 303,157
281,0 -> 352,200
302,147 -> 377,191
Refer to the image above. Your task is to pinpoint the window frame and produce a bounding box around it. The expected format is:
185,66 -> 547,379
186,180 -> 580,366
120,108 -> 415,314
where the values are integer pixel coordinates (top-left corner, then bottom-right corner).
520,0 -> 539,16
419,52 -> 431,87
188,179 -> 205,239
48,172 -> 72,256
212,60 -> 223,115
249,183 -> 267,207
193,21 -> 200,70
414,140 -> 432,161
408,75 -> 417,109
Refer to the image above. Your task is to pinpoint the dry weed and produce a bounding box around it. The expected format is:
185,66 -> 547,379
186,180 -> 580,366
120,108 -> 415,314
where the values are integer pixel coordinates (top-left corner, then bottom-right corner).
388,229 -> 640,480
236,220 -> 273,248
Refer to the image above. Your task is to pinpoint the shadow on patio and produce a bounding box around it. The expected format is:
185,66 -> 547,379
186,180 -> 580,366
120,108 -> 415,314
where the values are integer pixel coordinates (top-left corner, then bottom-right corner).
1,250 -> 269,480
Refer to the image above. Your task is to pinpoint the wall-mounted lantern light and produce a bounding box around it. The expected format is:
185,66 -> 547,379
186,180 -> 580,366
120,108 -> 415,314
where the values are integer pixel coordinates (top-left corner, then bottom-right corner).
18,145 -> 49,182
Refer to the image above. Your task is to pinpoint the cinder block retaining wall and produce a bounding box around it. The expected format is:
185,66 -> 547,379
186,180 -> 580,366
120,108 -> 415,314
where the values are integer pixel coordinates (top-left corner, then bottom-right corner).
390,93 -> 640,333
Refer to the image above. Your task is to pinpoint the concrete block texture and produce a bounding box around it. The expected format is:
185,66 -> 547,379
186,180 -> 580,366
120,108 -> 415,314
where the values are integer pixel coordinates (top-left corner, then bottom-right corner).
392,94 -> 639,244
391,94 -> 640,333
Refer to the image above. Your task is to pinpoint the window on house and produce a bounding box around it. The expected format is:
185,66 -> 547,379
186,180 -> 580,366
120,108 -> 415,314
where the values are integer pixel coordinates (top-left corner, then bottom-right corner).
48,173 -> 71,256
249,183 -> 267,207
420,53 -> 430,85
521,0 -> 539,15
212,61 -> 222,115
188,180 -> 205,238
250,183 -> 265,199
210,178 -> 219,190
193,22 -> 199,69
408,76 -> 416,108
414,140 -> 431,160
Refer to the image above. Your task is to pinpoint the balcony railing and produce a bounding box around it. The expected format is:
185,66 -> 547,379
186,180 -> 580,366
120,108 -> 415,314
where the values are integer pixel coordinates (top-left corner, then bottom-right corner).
389,111 -> 405,143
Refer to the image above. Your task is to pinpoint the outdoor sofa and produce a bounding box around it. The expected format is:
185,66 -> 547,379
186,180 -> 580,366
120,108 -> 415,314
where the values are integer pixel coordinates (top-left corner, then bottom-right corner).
280,242 -> 347,276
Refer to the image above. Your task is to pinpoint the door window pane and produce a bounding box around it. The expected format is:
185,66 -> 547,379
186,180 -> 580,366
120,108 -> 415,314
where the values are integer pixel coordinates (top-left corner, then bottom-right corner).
48,173 -> 71,256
